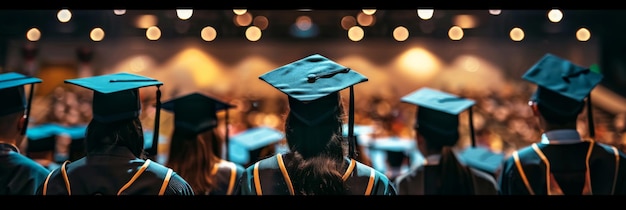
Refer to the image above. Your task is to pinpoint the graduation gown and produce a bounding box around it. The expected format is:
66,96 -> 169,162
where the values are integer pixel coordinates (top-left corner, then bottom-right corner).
498,140 -> 626,195
236,153 -> 397,195
394,160 -> 498,195
0,143 -> 50,195
37,146 -> 195,195
204,160 -> 245,195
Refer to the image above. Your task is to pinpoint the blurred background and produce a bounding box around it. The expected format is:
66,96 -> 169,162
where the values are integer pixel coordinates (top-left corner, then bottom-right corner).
3,9 -> 626,173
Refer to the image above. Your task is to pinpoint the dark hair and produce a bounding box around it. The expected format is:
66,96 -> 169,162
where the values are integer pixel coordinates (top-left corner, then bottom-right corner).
536,102 -> 582,125
85,117 -> 146,158
417,123 -> 474,194
284,93 -> 348,195
439,147 -> 474,194
166,128 -> 221,195
418,126 -> 459,151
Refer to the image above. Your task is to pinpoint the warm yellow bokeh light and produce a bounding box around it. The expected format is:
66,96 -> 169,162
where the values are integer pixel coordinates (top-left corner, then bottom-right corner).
113,10 -> 126,15
135,15 -> 157,29
253,16 -> 269,30
362,9 -> 376,15
234,13 -> 253,26
201,26 -> 217,41
26,28 -> 41,41
295,16 -> 312,30
348,26 -> 364,41
510,27 -> 525,41
176,9 -> 193,20
146,26 -> 161,40
393,26 -> 409,42
90,28 -> 105,41
548,9 -> 563,23
246,26 -> 262,41
396,47 -> 442,78
576,28 -> 591,41
454,15 -> 477,29
57,9 -> 72,23
357,12 -> 375,26
341,16 -> 357,30
489,10 -> 501,15
448,26 -> 464,40
417,9 -> 434,20
233,9 -> 247,15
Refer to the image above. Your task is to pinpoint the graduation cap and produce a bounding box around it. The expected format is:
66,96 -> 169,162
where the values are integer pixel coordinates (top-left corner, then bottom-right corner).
342,124 -> 374,146
161,92 -> 234,135
26,123 -> 63,153
369,137 -> 416,152
259,54 -> 368,159
459,146 -> 505,176
161,92 -> 235,160
64,72 -> 164,157
0,72 -> 42,135
228,126 -> 285,166
57,124 -> 87,140
522,53 -> 603,137
401,87 -> 477,147
369,137 -> 416,168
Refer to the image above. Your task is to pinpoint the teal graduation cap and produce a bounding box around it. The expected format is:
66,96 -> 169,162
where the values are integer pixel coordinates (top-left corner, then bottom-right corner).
401,87 -> 477,147
342,124 -> 374,146
228,126 -> 285,166
161,92 -> 235,135
162,92 -> 236,161
64,72 -> 164,157
26,123 -> 63,153
369,137 -> 416,153
0,72 -> 42,135
459,146 -> 505,177
258,54 -> 368,158
522,53 -> 603,136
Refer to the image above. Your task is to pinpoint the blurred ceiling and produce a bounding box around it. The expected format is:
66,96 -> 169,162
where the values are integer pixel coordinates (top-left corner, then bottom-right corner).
0,9 -> 620,42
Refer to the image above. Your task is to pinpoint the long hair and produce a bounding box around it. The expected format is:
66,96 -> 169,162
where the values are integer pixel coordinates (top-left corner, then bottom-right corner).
284,93 -> 349,195
418,126 -> 474,195
166,128 -> 221,195
85,117 -> 146,158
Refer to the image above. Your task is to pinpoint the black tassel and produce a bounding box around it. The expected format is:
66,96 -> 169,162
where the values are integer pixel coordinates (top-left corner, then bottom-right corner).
149,85 -> 162,159
348,86 -> 356,159
21,83 -> 35,136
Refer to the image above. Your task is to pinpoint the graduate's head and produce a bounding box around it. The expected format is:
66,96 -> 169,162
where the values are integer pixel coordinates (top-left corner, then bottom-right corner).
64,72 -> 163,157
523,53 -> 603,126
161,92 -> 234,164
259,53 -> 368,159
162,92 -> 234,138
401,87 -> 475,150
0,72 -> 41,140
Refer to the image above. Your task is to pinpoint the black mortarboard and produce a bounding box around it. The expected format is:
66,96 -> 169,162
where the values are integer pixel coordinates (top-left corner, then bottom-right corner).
259,54 -> 368,158
459,146 -> 505,176
401,87 -> 477,146
64,72 -> 164,156
0,72 -> 42,135
161,92 -> 234,135
522,53 -> 603,136
228,126 -> 285,166
26,123 -> 62,153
